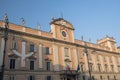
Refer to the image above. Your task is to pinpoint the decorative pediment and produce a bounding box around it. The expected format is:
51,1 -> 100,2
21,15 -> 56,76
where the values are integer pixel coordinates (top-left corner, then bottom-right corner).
28,55 -> 36,60
45,58 -> 52,61
8,53 -> 19,58
64,58 -> 71,62
50,18 -> 74,30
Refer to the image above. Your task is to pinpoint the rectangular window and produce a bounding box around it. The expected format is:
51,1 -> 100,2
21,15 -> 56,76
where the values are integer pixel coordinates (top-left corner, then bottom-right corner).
92,76 -> 94,80
30,61 -> 34,70
105,64 -> 108,72
13,42 -> 17,50
46,76 -> 51,80
96,55 -> 99,61
82,76 -> 85,80
46,61 -> 51,71
80,63 -> 84,72
9,75 -> 15,80
109,57 -> 112,63
11,41 -> 18,50
28,75 -> 35,80
107,76 -> 109,80
45,47 -> 50,54
114,75 -> 116,80
64,48 -> 69,57
9,59 -> 16,69
100,76 -> 102,80
103,56 -> 106,62
111,65 -> 114,72
89,63 -> 93,72
98,64 -> 101,72
118,66 -> 120,72
30,44 -> 34,52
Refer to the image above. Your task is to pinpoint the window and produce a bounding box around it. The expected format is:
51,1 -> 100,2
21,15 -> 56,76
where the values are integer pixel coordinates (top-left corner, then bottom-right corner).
92,76 -> 94,80
46,61 -> 51,71
30,60 -> 34,70
45,47 -> 50,54
30,44 -> 34,52
107,76 -> 109,80
88,53 -> 91,60
9,75 -> 15,80
100,76 -> 102,80
64,48 -> 69,57
80,63 -> 84,72
109,57 -> 112,63
111,65 -> 114,72
96,55 -> 99,61
89,63 -> 93,72
11,41 -> 18,50
82,76 -> 85,80
46,76 -> 51,80
98,64 -> 101,72
114,75 -> 116,80
116,57 -> 119,64
28,75 -> 35,80
105,64 -> 108,72
9,59 -> 16,69
103,56 -> 106,62
118,66 -> 120,72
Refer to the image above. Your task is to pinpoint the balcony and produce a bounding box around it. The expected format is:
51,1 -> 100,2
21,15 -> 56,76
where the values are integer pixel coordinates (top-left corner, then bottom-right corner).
60,70 -> 78,76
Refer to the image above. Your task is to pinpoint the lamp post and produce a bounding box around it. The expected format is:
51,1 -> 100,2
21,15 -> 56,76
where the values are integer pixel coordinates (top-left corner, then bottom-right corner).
85,42 -> 92,80
0,14 -> 9,80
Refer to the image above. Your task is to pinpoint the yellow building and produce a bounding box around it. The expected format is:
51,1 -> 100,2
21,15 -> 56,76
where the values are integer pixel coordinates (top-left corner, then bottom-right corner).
0,15 -> 120,80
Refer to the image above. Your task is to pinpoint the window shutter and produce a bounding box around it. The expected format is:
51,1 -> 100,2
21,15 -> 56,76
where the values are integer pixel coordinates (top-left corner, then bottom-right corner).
51,76 -> 54,80
28,76 -> 30,80
10,41 -> 14,49
34,45 -> 37,52
15,59 -> 18,69
15,42 -> 18,50
50,62 -> 52,71
44,47 -> 46,54
29,44 -> 30,52
44,76 -> 47,80
49,48 -> 51,54
8,59 -> 10,69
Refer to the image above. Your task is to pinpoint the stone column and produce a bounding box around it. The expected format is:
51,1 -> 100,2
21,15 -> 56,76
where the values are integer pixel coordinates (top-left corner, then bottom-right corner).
0,38 -> 4,67
53,45 -> 59,71
39,44 -> 43,68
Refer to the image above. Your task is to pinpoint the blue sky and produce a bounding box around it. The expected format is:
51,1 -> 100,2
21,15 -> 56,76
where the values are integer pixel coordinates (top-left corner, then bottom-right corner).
0,0 -> 120,46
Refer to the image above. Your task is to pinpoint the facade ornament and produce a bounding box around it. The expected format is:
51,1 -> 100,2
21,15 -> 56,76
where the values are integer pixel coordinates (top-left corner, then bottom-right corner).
37,23 -> 40,30
89,38 -> 91,42
21,18 -> 25,26
81,36 -> 83,40
51,16 -> 54,22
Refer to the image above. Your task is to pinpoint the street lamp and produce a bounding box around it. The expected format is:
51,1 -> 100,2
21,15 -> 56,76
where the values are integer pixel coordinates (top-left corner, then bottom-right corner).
0,14 -> 9,80
84,42 -> 92,80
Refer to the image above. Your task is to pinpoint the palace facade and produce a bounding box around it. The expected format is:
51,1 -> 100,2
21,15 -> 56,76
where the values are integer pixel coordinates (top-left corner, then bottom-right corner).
0,16 -> 120,80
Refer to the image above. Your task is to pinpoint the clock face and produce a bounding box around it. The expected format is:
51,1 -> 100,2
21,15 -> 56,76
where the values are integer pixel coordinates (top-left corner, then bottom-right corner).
62,31 -> 67,37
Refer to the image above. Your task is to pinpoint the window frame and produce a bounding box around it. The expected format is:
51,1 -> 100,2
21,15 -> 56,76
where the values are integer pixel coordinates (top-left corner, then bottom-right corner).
9,58 -> 16,70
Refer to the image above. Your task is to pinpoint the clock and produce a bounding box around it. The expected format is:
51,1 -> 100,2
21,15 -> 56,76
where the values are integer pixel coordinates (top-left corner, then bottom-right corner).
62,31 -> 67,37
